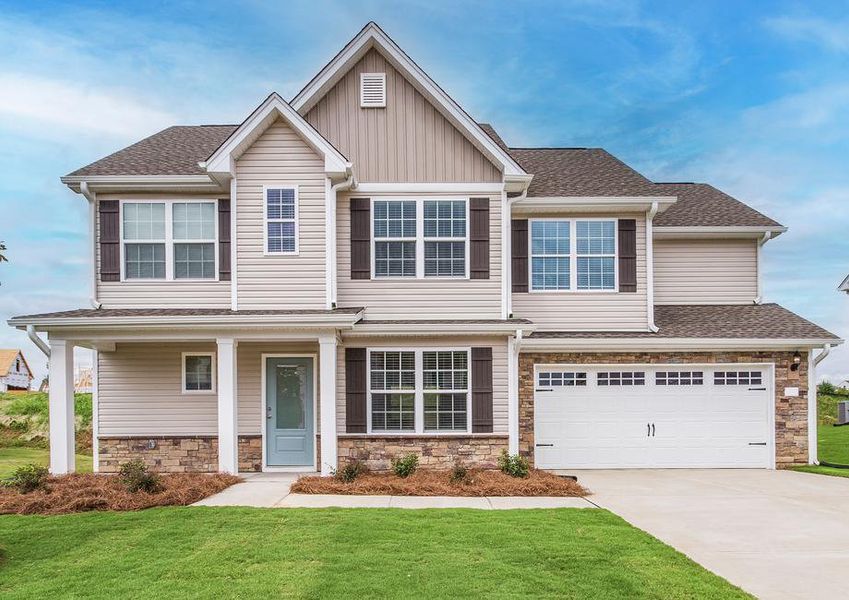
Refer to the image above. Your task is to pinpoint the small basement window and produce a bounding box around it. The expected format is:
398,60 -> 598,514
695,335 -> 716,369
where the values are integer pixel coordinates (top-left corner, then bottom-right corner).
183,353 -> 215,393
360,72 -> 386,107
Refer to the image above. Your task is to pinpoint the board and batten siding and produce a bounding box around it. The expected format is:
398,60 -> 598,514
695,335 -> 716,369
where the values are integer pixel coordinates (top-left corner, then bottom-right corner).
654,239 -> 758,304
235,118 -> 327,309
336,192 -> 503,319
95,194 -> 231,309
335,336 -> 509,435
305,48 -> 501,183
511,214 -> 649,331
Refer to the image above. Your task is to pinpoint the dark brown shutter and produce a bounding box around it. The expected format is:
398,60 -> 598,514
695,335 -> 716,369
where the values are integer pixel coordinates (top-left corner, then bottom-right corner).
345,347 -> 367,433
618,218 -> 637,293
218,199 -> 231,281
99,200 -> 120,282
350,198 -> 371,280
471,347 -> 493,433
511,219 -> 528,292
469,197 -> 490,279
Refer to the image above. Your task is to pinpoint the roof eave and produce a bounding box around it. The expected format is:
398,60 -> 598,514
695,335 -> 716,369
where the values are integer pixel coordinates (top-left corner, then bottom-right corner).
521,336 -> 842,352
346,321 -> 536,337
60,174 -> 224,194
653,225 -> 787,239
513,195 -> 676,214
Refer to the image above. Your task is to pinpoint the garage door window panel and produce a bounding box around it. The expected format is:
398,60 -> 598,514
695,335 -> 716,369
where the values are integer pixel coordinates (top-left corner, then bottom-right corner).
538,371 -> 587,388
597,371 -> 645,386
656,371 -> 704,386
714,371 -> 763,386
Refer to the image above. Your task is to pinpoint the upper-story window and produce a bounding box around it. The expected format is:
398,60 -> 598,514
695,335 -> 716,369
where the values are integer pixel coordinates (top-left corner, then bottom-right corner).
122,200 -> 216,280
264,187 -> 298,254
530,219 -> 617,291
373,199 -> 468,279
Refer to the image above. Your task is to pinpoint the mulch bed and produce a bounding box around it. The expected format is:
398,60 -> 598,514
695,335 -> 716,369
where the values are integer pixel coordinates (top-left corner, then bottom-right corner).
0,473 -> 240,515
291,469 -> 587,497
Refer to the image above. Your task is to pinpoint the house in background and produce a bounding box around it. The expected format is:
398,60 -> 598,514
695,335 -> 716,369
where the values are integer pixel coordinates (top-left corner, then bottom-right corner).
0,349 -> 33,392
7,22 -> 842,476
839,275 -> 849,293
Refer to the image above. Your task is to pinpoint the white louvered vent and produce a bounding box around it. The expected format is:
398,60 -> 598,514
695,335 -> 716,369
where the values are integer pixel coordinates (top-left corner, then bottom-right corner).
360,72 -> 386,108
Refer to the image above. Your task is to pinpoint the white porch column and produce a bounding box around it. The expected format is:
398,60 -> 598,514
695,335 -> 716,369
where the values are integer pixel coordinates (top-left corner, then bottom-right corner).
319,334 -> 338,475
217,338 -> 239,473
48,339 -> 75,474
507,334 -> 520,455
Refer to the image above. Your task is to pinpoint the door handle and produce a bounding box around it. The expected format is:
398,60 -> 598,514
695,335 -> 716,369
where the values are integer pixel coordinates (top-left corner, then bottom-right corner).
266,405 -> 272,420
647,423 -> 651,437
651,423 -> 655,437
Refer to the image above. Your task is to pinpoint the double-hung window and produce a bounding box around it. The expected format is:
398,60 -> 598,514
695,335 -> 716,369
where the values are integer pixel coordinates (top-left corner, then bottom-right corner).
368,348 -> 470,433
530,219 -> 617,291
373,199 -> 468,278
182,352 -> 215,393
265,187 -> 298,254
122,200 -> 217,280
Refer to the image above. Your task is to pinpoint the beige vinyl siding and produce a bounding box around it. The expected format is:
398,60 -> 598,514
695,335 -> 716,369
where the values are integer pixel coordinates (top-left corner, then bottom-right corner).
336,192 -> 503,319
335,336 -> 509,435
235,118 -> 327,309
96,194 -> 231,309
305,48 -> 501,183
98,342 -> 320,437
511,214 -> 649,331
654,239 -> 758,304
98,343 -> 218,436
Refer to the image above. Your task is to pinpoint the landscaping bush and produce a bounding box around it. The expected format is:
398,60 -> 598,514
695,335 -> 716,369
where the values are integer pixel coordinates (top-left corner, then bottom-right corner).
119,460 -> 163,494
498,450 -> 530,478
449,461 -> 469,484
334,460 -> 367,483
391,453 -> 418,478
819,381 -> 837,396
2,464 -> 49,493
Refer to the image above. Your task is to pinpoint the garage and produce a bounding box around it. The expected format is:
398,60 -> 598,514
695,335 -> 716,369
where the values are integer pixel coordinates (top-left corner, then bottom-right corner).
533,364 -> 773,469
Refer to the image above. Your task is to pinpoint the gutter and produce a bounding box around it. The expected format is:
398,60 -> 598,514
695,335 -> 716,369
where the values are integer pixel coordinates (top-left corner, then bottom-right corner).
508,328 -> 524,455
503,185 -> 529,318
755,231 -> 772,304
645,201 -> 659,332
80,182 -> 101,309
809,344 -> 832,465
328,171 -> 356,307
27,325 -> 50,358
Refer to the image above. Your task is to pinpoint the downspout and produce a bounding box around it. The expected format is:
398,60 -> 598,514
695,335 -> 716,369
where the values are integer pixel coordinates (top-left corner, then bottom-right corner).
27,325 -> 50,358
808,344 -> 832,465
328,171 -> 356,308
504,186 -> 529,319
645,201 -> 659,333
80,182 -> 101,309
755,231 -> 772,305
508,328 -> 524,455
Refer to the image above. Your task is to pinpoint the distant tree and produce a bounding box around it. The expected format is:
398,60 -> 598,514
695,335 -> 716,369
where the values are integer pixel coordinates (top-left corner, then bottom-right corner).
0,240 -> 6,263
818,380 -> 837,395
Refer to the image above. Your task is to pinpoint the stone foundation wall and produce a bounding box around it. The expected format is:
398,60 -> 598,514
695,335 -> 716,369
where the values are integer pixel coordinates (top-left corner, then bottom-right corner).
337,436 -> 509,471
519,351 -> 808,468
99,436 -> 264,473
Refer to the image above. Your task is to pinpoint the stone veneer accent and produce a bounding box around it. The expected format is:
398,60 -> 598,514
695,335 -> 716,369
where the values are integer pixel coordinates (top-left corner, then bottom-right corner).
337,435 -> 509,471
519,351 -> 809,468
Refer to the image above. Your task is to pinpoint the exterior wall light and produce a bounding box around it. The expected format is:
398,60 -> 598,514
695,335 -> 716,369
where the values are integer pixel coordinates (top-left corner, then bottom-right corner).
791,351 -> 802,371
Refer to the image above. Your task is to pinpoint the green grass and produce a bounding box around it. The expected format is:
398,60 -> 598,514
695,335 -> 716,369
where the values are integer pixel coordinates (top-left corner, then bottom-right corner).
0,447 -> 92,479
792,465 -> 849,478
0,507 -> 749,599
0,392 -> 92,430
817,423 -> 849,464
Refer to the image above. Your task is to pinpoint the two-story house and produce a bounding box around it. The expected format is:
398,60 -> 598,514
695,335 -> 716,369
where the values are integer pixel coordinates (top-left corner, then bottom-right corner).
10,23 -> 840,476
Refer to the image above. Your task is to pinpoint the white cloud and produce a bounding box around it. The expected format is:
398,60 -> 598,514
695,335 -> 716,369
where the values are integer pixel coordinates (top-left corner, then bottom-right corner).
765,15 -> 849,53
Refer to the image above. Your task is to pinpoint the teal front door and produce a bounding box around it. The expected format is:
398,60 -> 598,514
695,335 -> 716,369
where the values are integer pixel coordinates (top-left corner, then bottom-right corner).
265,356 -> 314,467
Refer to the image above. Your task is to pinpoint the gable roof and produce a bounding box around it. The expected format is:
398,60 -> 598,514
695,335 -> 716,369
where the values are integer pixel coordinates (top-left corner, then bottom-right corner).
653,183 -> 781,228
0,350 -> 31,377
290,22 -> 527,180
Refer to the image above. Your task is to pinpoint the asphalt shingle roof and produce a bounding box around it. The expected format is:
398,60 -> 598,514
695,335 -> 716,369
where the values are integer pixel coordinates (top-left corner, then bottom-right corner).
652,183 -> 781,228
528,304 -> 839,340
10,307 -> 363,320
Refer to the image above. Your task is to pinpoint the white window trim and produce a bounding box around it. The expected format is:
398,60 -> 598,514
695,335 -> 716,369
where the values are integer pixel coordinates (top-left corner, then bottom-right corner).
118,198 -> 219,282
366,347 -> 472,435
263,185 -> 300,256
181,352 -> 217,395
371,197 -> 470,280
529,217 -> 619,293
360,72 -> 387,108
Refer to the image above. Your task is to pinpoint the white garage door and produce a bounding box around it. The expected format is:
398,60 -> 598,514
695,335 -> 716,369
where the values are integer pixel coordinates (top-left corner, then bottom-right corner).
534,365 -> 772,469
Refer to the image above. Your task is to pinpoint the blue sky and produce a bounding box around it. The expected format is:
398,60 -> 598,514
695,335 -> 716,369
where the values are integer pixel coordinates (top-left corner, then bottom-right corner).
0,0 -> 847,382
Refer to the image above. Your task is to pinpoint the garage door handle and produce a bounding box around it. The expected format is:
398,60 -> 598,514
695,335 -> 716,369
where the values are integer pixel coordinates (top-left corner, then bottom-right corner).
536,443 -> 554,447
748,387 -> 766,391
535,389 -> 553,392
748,442 -> 767,446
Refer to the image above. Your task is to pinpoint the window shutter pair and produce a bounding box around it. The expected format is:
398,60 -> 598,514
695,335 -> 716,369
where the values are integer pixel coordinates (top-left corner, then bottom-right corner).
344,346 -> 494,433
349,198 -> 490,279
97,199 -> 232,282
510,218 -> 637,293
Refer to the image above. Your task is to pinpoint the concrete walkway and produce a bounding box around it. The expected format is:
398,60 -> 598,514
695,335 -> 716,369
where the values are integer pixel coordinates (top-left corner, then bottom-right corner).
577,469 -> 849,600
193,472 -> 594,509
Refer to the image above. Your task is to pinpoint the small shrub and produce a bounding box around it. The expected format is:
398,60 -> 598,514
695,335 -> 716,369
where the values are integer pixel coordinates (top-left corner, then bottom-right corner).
334,460 -> 367,483
819,381 -> 837,395
449,461 -> 468,484
391,453 -> 418,478
498,450 -> 530,478
118,459 -> 162,493
3,464 -> 49,493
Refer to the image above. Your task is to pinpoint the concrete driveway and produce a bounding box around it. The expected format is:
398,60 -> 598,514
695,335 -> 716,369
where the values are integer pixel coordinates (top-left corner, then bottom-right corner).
576,469 -> 849,600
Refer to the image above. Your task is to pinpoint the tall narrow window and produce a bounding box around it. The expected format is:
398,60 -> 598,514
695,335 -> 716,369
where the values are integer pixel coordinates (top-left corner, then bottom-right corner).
173,202 -> 216,279
531,220 -> 570,290
369,351 -> 416,431
265,187 -> 298,254
576,220 -> 616,290
373,200 -> 416,277
423,350 -> 469,431
123,202 -> 166,279
423,200 -> 466,277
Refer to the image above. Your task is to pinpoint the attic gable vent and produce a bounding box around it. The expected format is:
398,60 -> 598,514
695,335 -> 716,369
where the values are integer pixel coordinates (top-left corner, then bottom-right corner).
360,72 -> 386,108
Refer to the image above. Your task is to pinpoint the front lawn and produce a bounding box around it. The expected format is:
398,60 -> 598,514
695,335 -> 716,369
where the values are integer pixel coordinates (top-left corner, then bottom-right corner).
817,423 -> 849,464
0,507 -> 749,599
791,465 -> 849,479
0,447 -> 92,479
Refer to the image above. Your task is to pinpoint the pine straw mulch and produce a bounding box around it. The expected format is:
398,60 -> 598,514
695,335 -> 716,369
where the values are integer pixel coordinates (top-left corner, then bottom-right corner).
0,473 -> 241,515
291,469 -> 587,497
